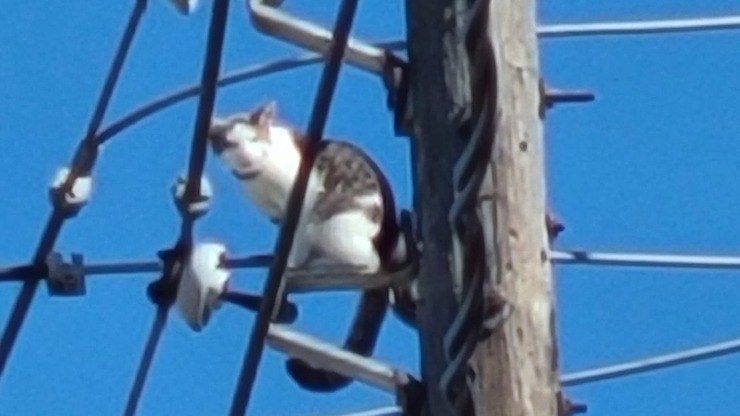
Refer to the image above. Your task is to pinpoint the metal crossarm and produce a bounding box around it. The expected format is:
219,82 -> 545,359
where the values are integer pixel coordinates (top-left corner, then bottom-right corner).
123,1 -> 230,414
248,0 -> 392,75
284,264 -> 415,293
551,249 -> 740,270
266,325 -> 423,415
266,324 -> 410,391
0,0 -> 148,382
229,0 -> 359,413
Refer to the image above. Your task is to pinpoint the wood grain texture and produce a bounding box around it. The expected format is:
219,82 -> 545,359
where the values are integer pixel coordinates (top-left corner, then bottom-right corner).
468,0 -> 559,414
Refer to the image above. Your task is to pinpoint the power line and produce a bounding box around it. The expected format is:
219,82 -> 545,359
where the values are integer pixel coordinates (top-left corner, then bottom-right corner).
87,13 -> 740,149
551,249 -> 740,270
539,13 -> 740,37
0,254 -> 272,282
8,247 -> 740,283
123,307 -> 168,416
10,246 -> 740,283
97,38 -> 407,146
123,0 -> 230,414
561,335 -> 740,386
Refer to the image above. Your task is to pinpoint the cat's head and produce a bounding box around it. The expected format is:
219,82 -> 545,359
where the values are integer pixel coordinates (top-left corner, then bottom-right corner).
209,101 -> 278,179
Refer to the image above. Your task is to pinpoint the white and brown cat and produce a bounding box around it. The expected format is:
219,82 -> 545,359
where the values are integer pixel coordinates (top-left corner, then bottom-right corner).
208,102 -> 411,392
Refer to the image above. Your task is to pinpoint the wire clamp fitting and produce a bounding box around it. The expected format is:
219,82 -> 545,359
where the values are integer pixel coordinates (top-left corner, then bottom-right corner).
147,248 -> 183,308
45,252 -> 86,296
171,174 -> 213,218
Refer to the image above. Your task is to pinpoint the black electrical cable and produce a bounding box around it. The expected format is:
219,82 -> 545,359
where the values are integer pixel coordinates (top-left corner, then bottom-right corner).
121,1 -> 229,414
123,306 -> 168,416
229,0 -> 359,413
97,38 -> 406,146
0,0 -> 148,381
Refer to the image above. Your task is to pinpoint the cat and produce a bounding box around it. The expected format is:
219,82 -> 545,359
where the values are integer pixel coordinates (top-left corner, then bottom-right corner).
208,101 -> 410,392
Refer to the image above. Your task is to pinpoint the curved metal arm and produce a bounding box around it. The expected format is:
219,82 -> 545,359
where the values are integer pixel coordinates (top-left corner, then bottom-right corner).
266,324 -> 413,391
247,0 -> 392,74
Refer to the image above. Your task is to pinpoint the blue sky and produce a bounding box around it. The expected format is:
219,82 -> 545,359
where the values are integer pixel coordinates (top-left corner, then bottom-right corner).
1,1 -> 740,415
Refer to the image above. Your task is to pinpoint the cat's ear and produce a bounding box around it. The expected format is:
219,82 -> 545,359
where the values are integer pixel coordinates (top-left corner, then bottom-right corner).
254,101 -> 277,128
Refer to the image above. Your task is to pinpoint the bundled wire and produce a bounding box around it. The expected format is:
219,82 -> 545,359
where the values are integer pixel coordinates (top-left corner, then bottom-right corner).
123,1 -> 230,415
0,0 -> 148,381
229,0 -> 360,413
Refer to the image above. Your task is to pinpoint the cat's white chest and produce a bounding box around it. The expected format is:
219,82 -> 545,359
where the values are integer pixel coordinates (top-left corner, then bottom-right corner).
240,145 -> 303,220
242,174 -> 289,220
290,208 -> 380,272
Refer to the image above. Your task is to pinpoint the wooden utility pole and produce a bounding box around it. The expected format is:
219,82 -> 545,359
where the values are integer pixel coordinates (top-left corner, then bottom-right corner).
404,0 -> 472,414
468,0 -> 559,414
406,0 -> 558,414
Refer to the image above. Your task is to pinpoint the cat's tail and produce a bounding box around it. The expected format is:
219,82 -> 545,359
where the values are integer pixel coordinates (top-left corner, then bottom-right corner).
285,287 -> 389,392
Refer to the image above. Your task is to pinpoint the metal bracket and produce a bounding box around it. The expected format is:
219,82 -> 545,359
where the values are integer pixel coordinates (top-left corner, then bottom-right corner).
249,0 -> 391,74
45,252 -> 86,296
558,392 -> 588,415
171,174 -> 212,218
539,79 -> 595,117
147,248 -> 183,308
267,323 -> 421,395
546,212 -> 566,243
247,0 -> 412,134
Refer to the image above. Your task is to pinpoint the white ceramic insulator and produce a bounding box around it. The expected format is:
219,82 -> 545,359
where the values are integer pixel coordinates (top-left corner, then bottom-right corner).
51,166 -> 92,206
176,241 -> 230,331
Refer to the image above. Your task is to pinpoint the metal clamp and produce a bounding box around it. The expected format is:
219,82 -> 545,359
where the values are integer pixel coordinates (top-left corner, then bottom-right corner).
147,248 -> 184,308
171,174 -> 212,218
267,324 -> 419,393
249,0 -> 390,74
558,392 -> 588,415
45,252 -> 86,296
